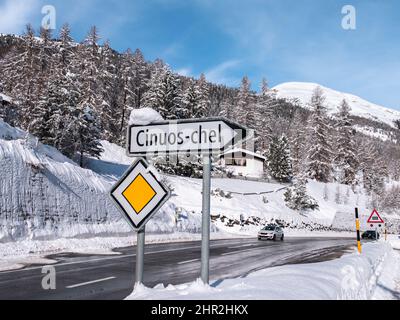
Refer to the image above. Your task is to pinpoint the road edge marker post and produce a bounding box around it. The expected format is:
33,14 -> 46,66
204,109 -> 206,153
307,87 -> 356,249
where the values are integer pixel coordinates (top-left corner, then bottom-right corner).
201,153 -> 211,284
355,207 -> 362,254
385,225 -> 387,241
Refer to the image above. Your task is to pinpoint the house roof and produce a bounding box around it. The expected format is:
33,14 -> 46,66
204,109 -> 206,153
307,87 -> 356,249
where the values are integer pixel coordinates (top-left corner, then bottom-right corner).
221,148 -> 266,161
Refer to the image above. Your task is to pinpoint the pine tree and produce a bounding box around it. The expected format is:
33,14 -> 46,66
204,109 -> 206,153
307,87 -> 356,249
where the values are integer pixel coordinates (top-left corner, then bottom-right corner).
284,177 -> 319,211
195,73 -> 210,118
256,78 -> 275,152
2,25 -> 39,128
58,23 -> 74,71
289,112 -> 306,177
267,135 -> 293,182
334,99 -> 359,185
181,78 -> 198,119
235,76 -> 257,129
29,82 -> 57,145
306,87 -> 333,182
99,40 -> 119,141
78,26 -> 102,130
359,140 -> 387,194
74,106 -> 103,167
141,65 -> 182,119
132,48 -> 149,109
117,49 -> 136,142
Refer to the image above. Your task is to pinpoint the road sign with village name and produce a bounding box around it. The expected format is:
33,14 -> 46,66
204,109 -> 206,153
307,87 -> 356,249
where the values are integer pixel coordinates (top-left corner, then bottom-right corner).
126,117 -> 248,156
109,158 -> 171,230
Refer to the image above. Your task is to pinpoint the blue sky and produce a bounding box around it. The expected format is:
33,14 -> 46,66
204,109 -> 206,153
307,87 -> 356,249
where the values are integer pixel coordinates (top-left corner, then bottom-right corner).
0,0 -> 399,109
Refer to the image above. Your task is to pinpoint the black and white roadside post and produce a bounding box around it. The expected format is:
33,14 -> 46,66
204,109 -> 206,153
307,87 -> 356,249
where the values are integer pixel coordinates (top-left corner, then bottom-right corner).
123,117 -> 247,285
355,208 -> 362,254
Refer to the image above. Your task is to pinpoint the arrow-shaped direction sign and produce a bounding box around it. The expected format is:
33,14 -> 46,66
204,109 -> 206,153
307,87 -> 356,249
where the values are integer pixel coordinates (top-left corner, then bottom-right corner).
126,117 -> 248,156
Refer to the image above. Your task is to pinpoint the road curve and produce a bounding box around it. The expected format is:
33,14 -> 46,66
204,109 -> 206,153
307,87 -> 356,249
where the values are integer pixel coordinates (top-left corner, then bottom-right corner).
0,237 -> 355,300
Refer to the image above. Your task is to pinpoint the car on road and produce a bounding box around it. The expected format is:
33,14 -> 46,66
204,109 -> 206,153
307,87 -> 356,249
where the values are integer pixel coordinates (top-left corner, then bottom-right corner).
361,230 -> 380,240
258,224 -> 284,241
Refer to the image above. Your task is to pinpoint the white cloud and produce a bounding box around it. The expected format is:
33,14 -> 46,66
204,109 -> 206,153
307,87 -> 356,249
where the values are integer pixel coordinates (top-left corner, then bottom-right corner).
0,0 -> 39,34
205,59 -> 241,86
176,67 -> 192,77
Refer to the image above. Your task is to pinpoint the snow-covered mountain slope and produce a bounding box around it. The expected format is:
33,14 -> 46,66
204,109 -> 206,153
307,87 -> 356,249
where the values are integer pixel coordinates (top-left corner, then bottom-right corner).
90,142 -> 400,234
272,82 -> 400,127
1,120 -> 399,243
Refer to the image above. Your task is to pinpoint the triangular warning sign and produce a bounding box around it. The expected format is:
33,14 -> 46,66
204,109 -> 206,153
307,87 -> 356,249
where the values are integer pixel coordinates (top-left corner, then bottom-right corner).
367,209 -> 384,224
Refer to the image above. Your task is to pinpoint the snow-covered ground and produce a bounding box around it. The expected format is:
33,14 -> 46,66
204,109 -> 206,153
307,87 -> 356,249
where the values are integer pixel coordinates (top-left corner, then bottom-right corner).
354,125 -> 397,143
0,93 -> 12,103
126,236 -> 400,300
273,82 -> 400,127
1,118 -> 399,271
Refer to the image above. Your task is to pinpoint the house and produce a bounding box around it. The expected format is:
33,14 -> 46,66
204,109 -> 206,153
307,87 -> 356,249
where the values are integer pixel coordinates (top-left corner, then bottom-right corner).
219,148 -> 266,179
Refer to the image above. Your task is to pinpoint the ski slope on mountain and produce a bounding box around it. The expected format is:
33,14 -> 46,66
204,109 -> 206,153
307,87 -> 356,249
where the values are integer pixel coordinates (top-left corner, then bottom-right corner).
273,82 -> 400,127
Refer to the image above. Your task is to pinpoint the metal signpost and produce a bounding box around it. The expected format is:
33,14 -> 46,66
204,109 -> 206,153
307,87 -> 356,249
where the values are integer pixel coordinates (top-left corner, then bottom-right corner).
110,117 -> 247,285
109,158 -> 171,285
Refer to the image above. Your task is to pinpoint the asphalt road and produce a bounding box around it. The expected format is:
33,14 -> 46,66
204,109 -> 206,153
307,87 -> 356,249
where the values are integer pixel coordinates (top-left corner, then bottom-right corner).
0,237 -> 355,300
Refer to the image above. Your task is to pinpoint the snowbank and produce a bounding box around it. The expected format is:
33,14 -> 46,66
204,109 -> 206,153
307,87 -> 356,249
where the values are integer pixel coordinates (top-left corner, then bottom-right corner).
126,242 -> 397,300
0,120 -> 203,243
129,108 -> 163,125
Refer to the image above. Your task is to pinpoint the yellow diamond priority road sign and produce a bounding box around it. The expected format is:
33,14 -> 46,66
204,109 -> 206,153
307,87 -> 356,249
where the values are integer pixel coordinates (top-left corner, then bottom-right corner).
110,158 -> 171,230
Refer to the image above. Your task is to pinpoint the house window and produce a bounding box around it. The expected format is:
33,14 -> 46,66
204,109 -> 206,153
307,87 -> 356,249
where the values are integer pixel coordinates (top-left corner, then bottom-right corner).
224,157 -> 246,167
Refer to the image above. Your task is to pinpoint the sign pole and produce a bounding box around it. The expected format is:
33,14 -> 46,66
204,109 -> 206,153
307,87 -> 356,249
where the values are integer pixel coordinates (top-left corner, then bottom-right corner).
385,225 -> 387,241
355,208 -> 362,254
201,153 -> 211,285
135,226 -> 145,286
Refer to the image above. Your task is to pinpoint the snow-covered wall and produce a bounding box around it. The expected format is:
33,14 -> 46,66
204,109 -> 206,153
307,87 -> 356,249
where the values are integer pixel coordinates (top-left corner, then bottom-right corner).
0,121 -> 202,242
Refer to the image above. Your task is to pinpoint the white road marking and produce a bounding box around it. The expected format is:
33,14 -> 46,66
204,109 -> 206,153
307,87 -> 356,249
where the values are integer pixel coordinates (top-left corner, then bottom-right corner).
66,276 -> 116,289
0,240 -> 253,275
177,259 -> 199,265
228,244 -> 255,249
221,247 -> 262,256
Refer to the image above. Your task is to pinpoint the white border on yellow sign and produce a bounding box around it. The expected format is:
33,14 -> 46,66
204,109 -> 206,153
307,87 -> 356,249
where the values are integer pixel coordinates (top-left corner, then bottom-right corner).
110,158 -> 171,230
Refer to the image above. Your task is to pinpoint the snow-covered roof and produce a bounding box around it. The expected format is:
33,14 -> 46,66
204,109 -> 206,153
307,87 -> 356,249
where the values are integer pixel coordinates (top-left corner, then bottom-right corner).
221,148 -> 266,161
0,93 -> 12,103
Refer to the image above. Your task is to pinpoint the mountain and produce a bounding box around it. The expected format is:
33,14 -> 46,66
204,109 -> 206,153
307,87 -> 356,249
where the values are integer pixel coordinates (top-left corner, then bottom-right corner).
272,82 -> 400,128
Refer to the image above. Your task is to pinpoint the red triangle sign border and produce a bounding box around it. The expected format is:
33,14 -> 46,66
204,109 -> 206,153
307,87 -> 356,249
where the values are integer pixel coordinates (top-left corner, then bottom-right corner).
367,209 -> 385,224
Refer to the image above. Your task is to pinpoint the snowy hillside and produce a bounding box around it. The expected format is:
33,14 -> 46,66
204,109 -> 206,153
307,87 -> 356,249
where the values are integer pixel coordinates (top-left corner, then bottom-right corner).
0,120 -> 200,242
1,119 -> 399,243
90,140 -> 400,234
273,82 -> 400,127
